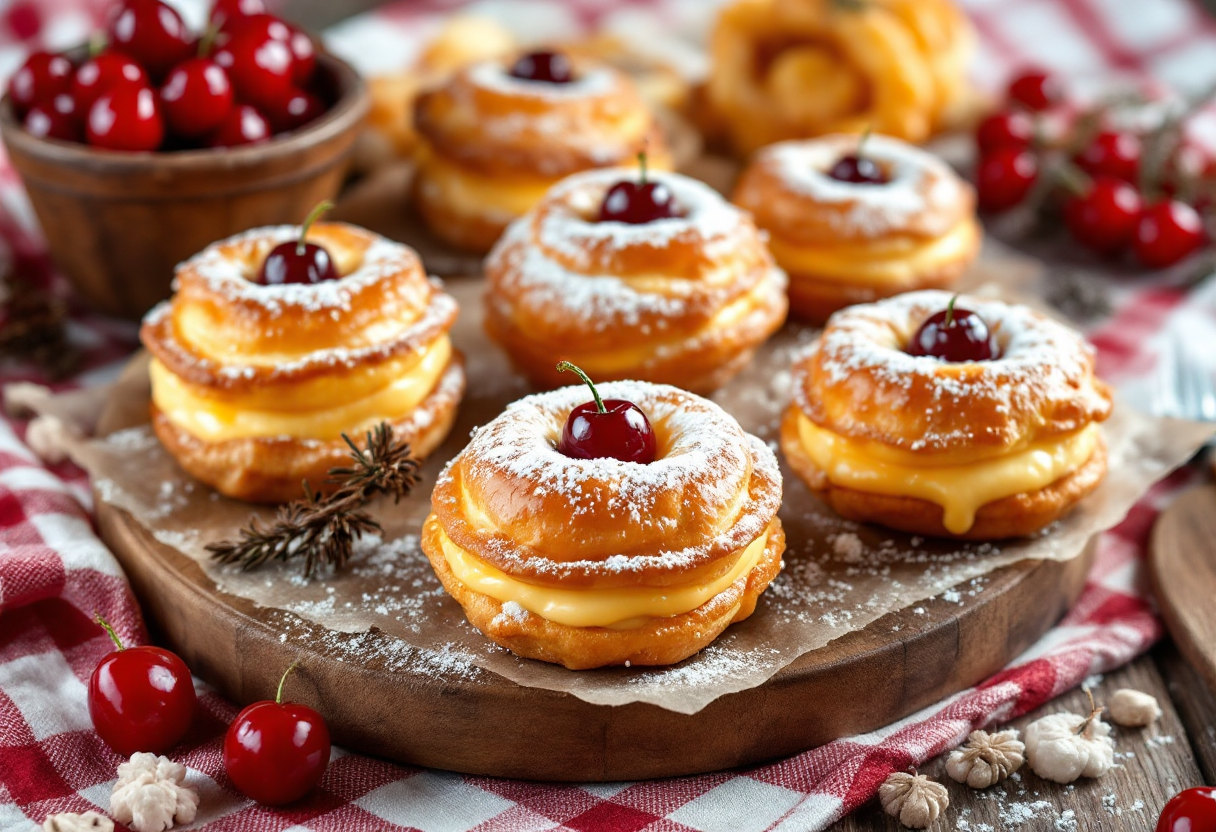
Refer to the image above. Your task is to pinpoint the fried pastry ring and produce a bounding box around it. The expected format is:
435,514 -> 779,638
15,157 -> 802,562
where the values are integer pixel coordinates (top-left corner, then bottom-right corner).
733,135 -> 980,323
421,381 -> 786,669
780,291 -> 1114,539
705,0 -> 974,155
484,168 -> 788,393
141,222 -> 464,503
412,57 -> 671,253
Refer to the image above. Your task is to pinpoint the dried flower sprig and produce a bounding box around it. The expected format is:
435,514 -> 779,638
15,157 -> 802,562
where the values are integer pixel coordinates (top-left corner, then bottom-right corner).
207,423 -> 420,577
0,275 -> 80,381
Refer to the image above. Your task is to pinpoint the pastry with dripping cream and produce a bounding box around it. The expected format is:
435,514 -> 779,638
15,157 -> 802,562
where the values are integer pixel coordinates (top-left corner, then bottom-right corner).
780,291 -> 1113,539
141,222 -> 463,503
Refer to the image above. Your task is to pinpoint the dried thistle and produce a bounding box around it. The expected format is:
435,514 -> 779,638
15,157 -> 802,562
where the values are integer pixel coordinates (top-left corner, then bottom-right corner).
0,275 -> 80,381
207,422 -> 420,577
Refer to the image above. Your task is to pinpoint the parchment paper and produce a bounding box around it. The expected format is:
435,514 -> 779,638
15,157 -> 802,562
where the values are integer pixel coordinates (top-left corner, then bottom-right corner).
61,272 -> 1213,715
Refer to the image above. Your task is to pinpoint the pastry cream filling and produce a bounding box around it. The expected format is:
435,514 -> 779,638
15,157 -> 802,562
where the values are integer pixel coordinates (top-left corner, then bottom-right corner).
416,143 -> 561,220
151,336 -> 451,442
438,527 -> 770,629
769,218 -> 979,286
796,413 -> 1101,534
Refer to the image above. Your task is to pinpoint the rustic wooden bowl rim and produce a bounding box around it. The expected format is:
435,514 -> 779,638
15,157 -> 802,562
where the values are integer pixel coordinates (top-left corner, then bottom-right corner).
0,51 -> 367,173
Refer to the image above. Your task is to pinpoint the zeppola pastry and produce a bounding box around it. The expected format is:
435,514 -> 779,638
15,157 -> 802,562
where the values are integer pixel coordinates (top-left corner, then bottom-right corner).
422,369 -> 785,669
733,134 -> 980,323
412,49 -> 671,253
141,213 -> 464,503
705,0 -> 974,155
484,163 -> 788,393
781,291 -> 1113,540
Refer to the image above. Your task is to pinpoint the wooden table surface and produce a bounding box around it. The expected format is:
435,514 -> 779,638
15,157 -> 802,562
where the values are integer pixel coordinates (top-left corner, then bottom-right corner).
828,642 -> 1215,830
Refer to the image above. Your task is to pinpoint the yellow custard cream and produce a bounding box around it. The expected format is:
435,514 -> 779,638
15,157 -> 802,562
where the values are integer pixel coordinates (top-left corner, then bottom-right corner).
796,413 -> 1100,533
438,527 -> 770,629
151,336 -> 451,442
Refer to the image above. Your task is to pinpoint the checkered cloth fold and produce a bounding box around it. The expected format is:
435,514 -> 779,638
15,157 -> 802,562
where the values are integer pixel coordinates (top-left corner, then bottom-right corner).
2,0 -> 1216,829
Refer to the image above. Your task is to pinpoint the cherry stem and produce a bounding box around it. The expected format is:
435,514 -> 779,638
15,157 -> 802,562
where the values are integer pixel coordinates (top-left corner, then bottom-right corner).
276,660 -> 300,705
1055,161 -> 1093,199
637,149 -> 649,186
93,613 -> 124,651
556,361 -> 605,414
198,24 -> 220,58
944,294 -> 958,327
297,200 -> 334,256
857,127 -> 872,162
87,32 -> 107,59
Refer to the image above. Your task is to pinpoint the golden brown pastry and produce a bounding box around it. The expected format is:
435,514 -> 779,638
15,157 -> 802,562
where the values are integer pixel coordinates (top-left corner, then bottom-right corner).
412,53 -> 671,253
781,291 -> 1114,540
421,379 -> 785,669
706,0 -> 974,156
141,222 -> 463,503
484,167 -> 787,393
733,134 -> 980,324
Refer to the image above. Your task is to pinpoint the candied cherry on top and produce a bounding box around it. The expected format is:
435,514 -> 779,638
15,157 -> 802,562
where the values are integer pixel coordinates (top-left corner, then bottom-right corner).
555,361 -> 657,465
1075,130 -> 1142,183
72,52 -> 149,111
1157,787 -> 1216,832
1063,175 -> 1142,255
7,52 -> 73,115
224,662 -> 331,806
160,58 -> 234,138
257,201 -> 339,286
24,94 -> 82,142
107,0 -> 194,79
509,50 -> 574,84
1007,69 -> 1061,112
976,110 -> 1034,155
907,296 -> 1000,362
827,130 -> 888,185
1133,199 -> 1206,269
209,0 -> 266,30
213,26 -> 295,110
976,146 -> 1038,213
88,614 -> 196,757
598,151 -> 682,224
207,103 -> 271,147
87,84 -> 164,151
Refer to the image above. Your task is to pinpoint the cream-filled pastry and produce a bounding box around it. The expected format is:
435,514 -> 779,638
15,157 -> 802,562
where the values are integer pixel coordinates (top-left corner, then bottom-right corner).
781,291 -> 1113,539
484,166 -> 788,394
733,134 -> 980,324
422,376 -> 785,669
412,50 -> 671,254
141,221 -> 464,503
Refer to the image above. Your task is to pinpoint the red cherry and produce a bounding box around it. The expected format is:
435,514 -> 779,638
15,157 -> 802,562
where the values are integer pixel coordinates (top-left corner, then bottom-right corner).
555,362 -> 657,464
598,152 -> 681,224
7,52 -> 73,116
976,147 -> 1038,212
1075,131 -> 1141,183
24,93 -> 82,142
224,662 -> 330,805
907,297 -> 999,362
976,110 -> 1034,155
1133,200 -> 1206,269
107,0 -> 193,79
209,0 -> 266,30
207,103 -> 271,146
73,52 -> 148,111
257,201 -> 338,285
265,87 -> 324,132
86,85 -> 163,151
1063,176 -> 1142,255
1157,788 -> 1216,832
87,615 -> 196,757
288,29 -> 316,85
1007,69 -> 1061,112
509,50 -> 574,84
214,28 -> 294,110
828,154 -> 888,184
160,58 -> 234,138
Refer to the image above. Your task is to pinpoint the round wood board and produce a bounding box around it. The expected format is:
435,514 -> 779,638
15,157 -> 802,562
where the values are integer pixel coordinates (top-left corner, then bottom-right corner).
94,364 -> 1094,782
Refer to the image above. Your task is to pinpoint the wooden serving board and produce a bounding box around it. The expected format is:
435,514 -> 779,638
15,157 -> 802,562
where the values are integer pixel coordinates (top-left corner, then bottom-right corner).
1151,484 -> 1216,696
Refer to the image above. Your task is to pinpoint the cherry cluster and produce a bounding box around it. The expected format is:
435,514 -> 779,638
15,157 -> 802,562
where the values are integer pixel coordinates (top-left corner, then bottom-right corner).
975,69 -> 1210,269
89,614 -> 330,805
8,0 -> 327,152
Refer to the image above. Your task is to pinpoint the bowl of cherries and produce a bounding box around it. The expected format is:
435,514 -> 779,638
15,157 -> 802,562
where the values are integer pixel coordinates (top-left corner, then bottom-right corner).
0,0 -> 369,320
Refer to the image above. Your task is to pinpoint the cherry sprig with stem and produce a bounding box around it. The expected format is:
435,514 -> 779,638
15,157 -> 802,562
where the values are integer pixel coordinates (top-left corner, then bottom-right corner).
257,200 -> 338,285
597,149 -> 682,224
555,361 -> 657,464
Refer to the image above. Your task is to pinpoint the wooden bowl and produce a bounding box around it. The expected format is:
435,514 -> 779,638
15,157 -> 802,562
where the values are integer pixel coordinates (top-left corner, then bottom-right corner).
0,53 -> 369,320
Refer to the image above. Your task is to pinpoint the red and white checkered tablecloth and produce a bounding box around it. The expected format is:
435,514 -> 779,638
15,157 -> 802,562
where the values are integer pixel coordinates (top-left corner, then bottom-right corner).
2,1 -> 1216,830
